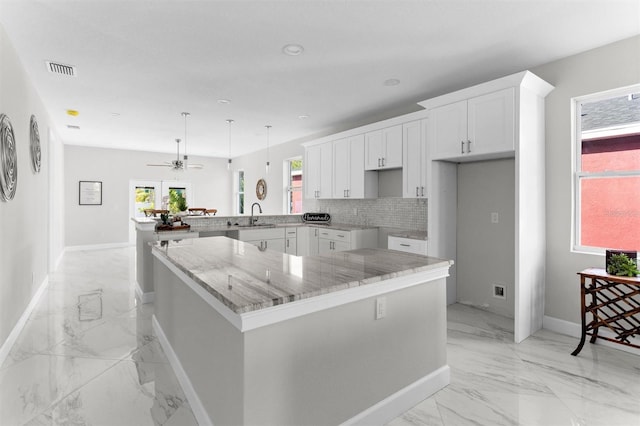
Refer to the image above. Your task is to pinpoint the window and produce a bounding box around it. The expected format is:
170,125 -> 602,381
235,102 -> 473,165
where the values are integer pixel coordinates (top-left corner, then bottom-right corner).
134,186 -> 156,217
237,170 -> 245,214
286,158 -> 303,214
574,87 -> 640,253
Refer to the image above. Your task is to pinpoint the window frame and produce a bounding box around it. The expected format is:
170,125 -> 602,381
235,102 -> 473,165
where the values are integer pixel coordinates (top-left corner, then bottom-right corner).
572,84 -> 640,254
284,157 -> 303,215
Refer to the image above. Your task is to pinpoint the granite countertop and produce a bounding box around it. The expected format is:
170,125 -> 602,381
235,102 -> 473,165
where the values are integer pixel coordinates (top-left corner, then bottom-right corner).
388,230 -> 428,241
186,222 -> 378,233
152,236 -> 451,314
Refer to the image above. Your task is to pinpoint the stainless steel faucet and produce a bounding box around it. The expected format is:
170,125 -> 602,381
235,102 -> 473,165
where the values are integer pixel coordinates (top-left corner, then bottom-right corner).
250,202 -> 262,226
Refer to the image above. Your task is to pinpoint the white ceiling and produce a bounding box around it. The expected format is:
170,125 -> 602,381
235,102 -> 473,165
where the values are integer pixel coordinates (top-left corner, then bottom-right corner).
1,0 -> 639,158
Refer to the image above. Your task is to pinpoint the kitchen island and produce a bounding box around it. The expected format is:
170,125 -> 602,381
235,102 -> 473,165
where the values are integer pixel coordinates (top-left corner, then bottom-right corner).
151,236 -> 452,425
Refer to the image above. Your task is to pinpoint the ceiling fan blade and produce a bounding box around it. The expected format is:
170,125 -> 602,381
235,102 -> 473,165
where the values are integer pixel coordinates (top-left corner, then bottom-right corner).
187,164 -> 204,169
146,163 -> 171,167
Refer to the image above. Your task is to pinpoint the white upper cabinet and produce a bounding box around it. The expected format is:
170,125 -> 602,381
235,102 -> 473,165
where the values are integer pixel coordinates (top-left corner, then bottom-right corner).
333,135 -> 378,199
304,141 -> 333,199
430,87 -> 515,162
365,124 -> 403,170
402,120 -> 428,198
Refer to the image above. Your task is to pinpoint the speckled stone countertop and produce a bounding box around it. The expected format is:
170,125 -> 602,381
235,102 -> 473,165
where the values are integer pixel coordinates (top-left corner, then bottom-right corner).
388,230 -> 428,240
152,236 -> 451,314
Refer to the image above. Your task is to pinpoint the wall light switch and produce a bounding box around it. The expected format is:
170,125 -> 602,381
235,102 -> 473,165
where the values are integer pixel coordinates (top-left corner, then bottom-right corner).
491,212 -> 499,224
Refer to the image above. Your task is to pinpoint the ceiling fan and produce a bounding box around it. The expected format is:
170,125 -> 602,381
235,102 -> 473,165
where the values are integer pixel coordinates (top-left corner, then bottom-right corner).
147,112 -> 203,171
147,138 -> 203,171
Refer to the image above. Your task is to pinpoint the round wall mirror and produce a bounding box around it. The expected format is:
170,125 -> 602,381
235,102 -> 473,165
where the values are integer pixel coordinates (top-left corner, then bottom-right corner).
256,178 -> 267,200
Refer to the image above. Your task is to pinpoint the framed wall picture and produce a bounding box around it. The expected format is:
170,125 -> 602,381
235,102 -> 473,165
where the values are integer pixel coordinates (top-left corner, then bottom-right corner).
79,181 -> 102,205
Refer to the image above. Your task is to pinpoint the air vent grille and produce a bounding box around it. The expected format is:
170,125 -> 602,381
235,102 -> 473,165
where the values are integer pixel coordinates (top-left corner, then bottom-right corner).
67,125 -> 80,130
46,61 -> 76,77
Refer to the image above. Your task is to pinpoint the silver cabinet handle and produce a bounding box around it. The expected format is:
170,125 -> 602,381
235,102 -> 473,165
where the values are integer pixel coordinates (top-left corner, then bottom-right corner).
265,240 -> 268,249
461,140 -> 465,154
315,228 -> 318,237
286,239 -> 289,248
337,234 -> 345,238
400,243 -> 411,247
346,189 -> 349,197
378,158 -> 381,167
467,140 -> 472,153
421,186 -> 425,197
416,186 -> 419,196
381,157 -> 385,167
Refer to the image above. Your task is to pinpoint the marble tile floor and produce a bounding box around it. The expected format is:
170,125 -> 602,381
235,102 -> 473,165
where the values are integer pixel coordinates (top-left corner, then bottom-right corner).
0,247 -> 638,426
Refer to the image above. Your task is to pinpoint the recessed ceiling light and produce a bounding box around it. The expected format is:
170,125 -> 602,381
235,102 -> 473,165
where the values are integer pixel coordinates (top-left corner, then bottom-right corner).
383,78 -> 401,86
67,125 -> 80,129
282,44 -> 304,56
298,115 -> 309,119
217,99 -> 231,105
66,109 -> 79,116
111,112 -> 120,117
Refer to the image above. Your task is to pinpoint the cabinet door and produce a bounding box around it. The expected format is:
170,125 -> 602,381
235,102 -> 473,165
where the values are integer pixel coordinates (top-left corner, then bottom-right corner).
333,240 -> 351,252
402,120 -> 425,198
382,125 -> 403,168
318,238 -> 332,254
364,130 -> 383,170
285,237 -> 297,255
468,87 -> 515,156
332,138 -> 350,198
308,227 -> 319,256
318,142 -> 333,199
264,238 -> 285,253
348,134 -> 366,198
429,100 -> 467,160
304,145 -> 321,199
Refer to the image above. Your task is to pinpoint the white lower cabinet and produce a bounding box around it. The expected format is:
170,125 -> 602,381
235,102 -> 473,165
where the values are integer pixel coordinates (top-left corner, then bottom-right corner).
388,236 -> 428,256
285,227 -> 297,255
317,227 -> 377,254
297,226 -> 319,256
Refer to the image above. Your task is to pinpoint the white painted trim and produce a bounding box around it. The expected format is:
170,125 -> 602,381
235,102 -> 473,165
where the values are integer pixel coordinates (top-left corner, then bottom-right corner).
65,242 -> 132,252
543,315 -> 640,356
152,316 -> 213,426
0,276 -> 50,367
154,250 -> 450,332
133,280 -> 155,304
342,365 -> 450,426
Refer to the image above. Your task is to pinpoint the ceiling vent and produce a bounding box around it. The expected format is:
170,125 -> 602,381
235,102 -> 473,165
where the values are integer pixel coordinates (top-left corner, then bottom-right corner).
46,61 -> 76,77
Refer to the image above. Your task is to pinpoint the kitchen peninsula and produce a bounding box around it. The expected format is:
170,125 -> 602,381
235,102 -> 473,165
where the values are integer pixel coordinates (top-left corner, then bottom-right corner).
151,236 -> 452,425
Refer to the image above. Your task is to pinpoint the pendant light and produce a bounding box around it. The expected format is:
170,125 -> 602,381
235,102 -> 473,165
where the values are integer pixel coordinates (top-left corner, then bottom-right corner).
226,119 -> 234,170
181,112 -> 190,169
265,125 -> 271,174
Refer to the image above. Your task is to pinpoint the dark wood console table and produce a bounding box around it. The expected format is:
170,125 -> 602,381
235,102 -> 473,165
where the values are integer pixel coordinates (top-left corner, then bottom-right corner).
572,268 -> 640,356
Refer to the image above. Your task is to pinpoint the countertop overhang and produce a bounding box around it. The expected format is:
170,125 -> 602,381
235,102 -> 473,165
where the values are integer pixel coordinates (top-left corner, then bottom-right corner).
151,236 -> 452,331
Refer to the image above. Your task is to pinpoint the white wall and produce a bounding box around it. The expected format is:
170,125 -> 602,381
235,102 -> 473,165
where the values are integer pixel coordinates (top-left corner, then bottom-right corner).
64,145 -> 232,247
0,25 -> 63,347
232,139 -> 304,215
457,159 -> 515,318
532,35 -> 640,323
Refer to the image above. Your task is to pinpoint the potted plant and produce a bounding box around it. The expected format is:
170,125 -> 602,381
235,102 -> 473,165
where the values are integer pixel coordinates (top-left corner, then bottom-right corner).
606,253 -> 639,277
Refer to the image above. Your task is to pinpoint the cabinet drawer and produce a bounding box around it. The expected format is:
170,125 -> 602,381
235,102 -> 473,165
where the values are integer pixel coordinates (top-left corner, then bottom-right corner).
285,227 -> 298,237
238,228 -> 284,242
388,236 -> 427,256
317,228 -> 351,243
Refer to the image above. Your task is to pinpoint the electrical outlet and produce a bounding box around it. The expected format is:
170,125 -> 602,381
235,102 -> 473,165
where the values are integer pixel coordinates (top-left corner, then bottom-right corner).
491,212 -> 499,223
375,297 -> 386,320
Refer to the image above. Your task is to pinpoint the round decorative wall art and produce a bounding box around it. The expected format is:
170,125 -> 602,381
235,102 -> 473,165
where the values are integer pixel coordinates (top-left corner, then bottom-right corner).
0,114 -> 18,201
30,115 -> 41,173
256,178 -> 267,200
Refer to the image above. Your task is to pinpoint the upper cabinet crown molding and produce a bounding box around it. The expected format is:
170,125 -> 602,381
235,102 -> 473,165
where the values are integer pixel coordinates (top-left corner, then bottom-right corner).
418,70 -> 554,110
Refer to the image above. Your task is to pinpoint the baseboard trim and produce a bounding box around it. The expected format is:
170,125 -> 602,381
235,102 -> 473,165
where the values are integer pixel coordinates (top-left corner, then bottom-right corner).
0,275 -> 50,367
134,280 -> 155,304
65,242 -> 131,252
152,315 -> 213,426
543,315 -> 640,356
342,365 -> 450,426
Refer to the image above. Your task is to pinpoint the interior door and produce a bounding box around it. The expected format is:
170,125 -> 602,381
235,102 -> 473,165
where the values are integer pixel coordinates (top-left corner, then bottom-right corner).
129,180 -> 162,244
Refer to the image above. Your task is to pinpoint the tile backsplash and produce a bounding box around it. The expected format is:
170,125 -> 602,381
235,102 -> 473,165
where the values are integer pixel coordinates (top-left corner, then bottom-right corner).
308,197 -> 427,231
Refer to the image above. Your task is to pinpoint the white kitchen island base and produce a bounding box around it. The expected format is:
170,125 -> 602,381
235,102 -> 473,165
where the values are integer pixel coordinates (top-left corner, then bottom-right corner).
152,237 -> 451,425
